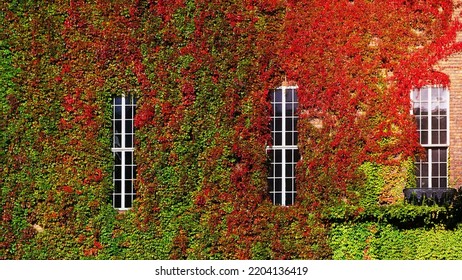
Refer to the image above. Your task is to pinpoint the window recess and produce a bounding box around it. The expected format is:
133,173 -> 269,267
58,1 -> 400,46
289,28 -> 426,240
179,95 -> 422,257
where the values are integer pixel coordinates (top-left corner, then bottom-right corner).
111,95 -> 137,209
411,86 -> 449,189
267,86 -> 299,206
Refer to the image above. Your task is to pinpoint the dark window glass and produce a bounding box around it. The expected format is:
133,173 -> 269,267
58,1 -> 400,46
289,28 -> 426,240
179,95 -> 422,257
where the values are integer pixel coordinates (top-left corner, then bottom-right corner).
267,87 -> 299,205
112,96 -> 137,209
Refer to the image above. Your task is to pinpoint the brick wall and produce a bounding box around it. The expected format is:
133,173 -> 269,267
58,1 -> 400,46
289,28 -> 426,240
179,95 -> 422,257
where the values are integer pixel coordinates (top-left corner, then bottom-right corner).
436,1 -> 462,187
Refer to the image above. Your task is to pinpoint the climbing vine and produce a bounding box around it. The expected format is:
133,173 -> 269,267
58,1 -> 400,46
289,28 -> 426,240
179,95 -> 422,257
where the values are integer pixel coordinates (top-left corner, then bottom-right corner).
2,0 -> 462,259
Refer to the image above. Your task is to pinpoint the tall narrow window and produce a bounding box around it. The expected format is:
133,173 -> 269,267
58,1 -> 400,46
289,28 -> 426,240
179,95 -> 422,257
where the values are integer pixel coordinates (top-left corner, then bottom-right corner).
411,86 -> 449,188
112,96 -> 136,209
267,86 -> 300,206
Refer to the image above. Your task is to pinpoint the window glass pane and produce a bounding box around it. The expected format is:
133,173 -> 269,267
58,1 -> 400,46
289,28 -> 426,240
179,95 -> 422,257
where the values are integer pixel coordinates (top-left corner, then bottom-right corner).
286,117 -> 295,132
125,166 -> 133,179
126,106 -> 133,119
126,152 -> 133,165
440,178 -> 447,188
285,150 -> 293,162
411,89 -> 419,102
431,89 -> 439,103
274,132 -> 282,146
420,102 -> 428,115
421,163 -> 428,177
125,180 -> 133,194
114,180 -> 121,193
286,178 -> 294,191
274,150 -> 282,162
440,132 -> 447,145
439,90 -> 446,107
420,131 -> 428,145
113,195 -> 121,208
438,106 -> 447,116
113,134 -> 121,148
114,152 -> 122,165
294,149 -> 300,161
274,118 -> 282,132
432,178 -> 439,188
441,149 -> 447,161
440,164 -> 447,176
267,178 -> 274,188
114,166 -> 122,179
286,89 -> 295,102
440,116 -> 447,129
286,131 -> 293,145
114,105 -> 122,119
274,104 -> 283,117
125,135 -> 133,148
114,119 -> 122,134
125,120 -> 133,133
431,131 -> 439,145
270,89 -> 282,103
286,103 -> 294,116
432,163 -> 439,177
431,149 -> 440,162
114,97 -> 122,105
126,96 -> 133,105
420,178 -> 429,188
274,179 -> 282,192
274,164 -> 282,177
285,164 -> 293,177
431,117 -> 439,130
285,193 -> 295,205
272,193 -> 282,205
420,88 -> 429,101
415,163 -> 421,176
420,116 -> 428,129
125,195 -> 133,208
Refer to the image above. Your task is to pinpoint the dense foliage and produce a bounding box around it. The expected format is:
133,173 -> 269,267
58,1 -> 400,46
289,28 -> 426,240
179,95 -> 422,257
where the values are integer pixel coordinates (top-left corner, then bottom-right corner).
1,0 -> 462,259
330,222 -> 462,260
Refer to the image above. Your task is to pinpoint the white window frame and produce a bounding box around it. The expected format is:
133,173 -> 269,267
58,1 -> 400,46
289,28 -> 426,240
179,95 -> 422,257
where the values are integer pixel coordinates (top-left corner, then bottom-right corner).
267,86 -> 299,206
111,95 -> 136,210
411,86 -> 449,189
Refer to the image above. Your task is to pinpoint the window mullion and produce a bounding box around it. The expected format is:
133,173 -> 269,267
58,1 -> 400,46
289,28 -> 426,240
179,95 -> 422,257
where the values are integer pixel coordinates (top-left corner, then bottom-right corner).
121,150 -> 126,209
428,148 -> 432,189
122,97 -> 126,209
121,96 -> 126,148
428,87 -> 432,146
281,87 -> 286,206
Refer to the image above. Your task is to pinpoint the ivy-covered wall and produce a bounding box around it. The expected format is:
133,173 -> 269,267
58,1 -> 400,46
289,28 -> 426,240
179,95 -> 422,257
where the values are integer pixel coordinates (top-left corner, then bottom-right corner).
2,0 -> 462,259
330,162 -> 462,259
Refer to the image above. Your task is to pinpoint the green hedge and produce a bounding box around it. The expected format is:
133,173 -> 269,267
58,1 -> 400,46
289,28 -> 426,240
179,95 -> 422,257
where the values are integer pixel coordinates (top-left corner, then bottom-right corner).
330,223 -> 462,260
